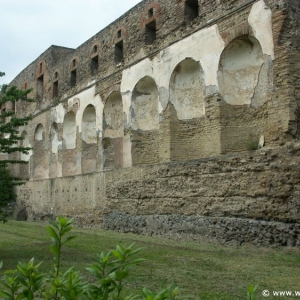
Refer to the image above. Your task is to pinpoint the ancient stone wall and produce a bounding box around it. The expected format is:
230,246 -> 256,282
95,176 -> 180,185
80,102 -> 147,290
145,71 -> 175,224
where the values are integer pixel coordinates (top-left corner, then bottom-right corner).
5,0 -> 300,246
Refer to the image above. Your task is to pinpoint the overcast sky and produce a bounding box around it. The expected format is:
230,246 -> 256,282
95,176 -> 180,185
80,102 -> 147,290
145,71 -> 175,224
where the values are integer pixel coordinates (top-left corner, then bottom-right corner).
0,0 -> 141,85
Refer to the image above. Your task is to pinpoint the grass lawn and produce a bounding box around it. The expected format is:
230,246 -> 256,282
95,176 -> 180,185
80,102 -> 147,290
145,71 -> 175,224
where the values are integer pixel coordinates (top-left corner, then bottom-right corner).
0,220 -> 299,299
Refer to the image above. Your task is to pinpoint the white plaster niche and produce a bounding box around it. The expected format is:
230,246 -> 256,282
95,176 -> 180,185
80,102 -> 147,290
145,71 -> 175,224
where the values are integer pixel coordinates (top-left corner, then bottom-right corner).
49,122 -> 62,178
103,91 -> 124,138
218,35 -> 266,106
169,58 -> 205,120
131,76 -> 159,131
34,123 -> 45,141
82,104 -> 97,144
50,122 -> 59,154
63,111 -> 76,149
33,123 -> 47,180
20,130 -> 32,161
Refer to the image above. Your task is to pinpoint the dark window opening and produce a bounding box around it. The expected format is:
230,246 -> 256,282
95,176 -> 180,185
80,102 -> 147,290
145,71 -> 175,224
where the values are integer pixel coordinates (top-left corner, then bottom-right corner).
39,63 -> 43,74
145,20 -> 156,45
37,75 -> 44,101
117,29 -> 122,38
93,45 -> 98,53
72,59 -> 76,68
185,0 -> 199,22
70,70 -> 77,87
54,72 -> 58,79
148,8 -> 154,18
53,81 -> 58,98
91,56 -> 99,75
114,40 -> 123,64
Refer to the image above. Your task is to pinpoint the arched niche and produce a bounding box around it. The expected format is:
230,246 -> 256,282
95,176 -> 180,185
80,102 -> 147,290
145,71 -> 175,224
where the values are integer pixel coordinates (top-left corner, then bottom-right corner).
34,124 -> 45,141
49,122 -> 61,178
103,91 -> 123,138
102,91 -> 124,170
19,130 -> 31,179
131,76 -> 159,131
82,105 -> 97,144
63,111 -> 76,149
169,58 -> 205,120
50,122 -> 59,154
33,124 -> 47,180
20,131 -> 31,162
218,35 -> 267,106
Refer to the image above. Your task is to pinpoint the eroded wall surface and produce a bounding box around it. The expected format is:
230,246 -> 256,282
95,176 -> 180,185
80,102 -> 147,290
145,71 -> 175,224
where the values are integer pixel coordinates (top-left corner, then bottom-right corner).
17,143 -> 300,246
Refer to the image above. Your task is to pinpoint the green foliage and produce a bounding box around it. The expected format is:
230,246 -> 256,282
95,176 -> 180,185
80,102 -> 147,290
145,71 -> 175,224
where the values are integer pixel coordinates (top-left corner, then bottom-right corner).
0,216 -> 181,300
141,284 -> 179,300
0,72 -> 34,223
247,284 -> 257,300
0,165 -> 17,204
246,138 -> 260,151
0,165 -> 16,223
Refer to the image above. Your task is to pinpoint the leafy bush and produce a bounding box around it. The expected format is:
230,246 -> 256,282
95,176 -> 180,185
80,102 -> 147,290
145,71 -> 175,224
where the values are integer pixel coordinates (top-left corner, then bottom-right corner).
0,216 -> 179,300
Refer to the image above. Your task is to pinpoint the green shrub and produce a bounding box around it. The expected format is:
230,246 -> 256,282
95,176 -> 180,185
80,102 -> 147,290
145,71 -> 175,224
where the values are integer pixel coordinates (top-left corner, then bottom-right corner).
246,139 -> 260,151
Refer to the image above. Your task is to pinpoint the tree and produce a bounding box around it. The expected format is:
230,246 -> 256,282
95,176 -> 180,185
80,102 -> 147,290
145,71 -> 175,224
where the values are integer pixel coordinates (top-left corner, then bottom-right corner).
0,71 -> 34,222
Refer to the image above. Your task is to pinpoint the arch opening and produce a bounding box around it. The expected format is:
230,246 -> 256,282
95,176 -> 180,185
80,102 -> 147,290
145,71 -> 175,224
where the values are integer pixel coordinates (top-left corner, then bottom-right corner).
169,58 -> 205,120
63,112 -> 76,149
20,131 -> 31,162
82,105 -> 97,144
34,124 -> 45,141
104,92 -> 124,138
131,76 -> 159,131
50,122 -> 59,154
102,92 -> 124,170
218,35 -> 267,106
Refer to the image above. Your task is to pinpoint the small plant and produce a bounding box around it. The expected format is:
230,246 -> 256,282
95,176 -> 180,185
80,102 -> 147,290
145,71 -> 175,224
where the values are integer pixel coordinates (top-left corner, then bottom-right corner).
141,284 -> 179,300
247,284 -> 258,300
246,138 -> 260,151
0,216 -> 180,300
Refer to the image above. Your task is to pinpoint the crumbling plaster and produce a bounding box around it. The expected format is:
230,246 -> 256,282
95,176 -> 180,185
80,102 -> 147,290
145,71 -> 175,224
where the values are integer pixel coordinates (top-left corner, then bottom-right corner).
121,24 -> 225,124
20,131 -> 32,162
248,0 -> 275,59
218,35 -> 266,105
121,0 -> 274,120
103,92 -> 124,138
50,86 -> 103,154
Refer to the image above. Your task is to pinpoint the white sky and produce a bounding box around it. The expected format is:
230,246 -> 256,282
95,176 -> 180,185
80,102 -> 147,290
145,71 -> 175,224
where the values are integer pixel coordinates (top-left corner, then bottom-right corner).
0,0 -> 141,85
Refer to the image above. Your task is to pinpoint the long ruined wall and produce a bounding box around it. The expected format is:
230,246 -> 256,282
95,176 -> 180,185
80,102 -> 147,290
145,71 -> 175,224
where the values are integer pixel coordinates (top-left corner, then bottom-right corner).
4,0 -> 300,246
17,143 -> 300,246
11,0 -> 281,179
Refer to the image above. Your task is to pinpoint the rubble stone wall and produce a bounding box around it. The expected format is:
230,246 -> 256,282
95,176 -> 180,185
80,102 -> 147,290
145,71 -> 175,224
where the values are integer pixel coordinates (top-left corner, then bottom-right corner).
17,143 -> 300,246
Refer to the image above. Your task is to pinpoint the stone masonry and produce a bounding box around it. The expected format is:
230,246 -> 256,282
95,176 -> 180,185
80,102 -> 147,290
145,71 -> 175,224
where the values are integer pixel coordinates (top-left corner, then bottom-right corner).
3,0 -> 300,246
